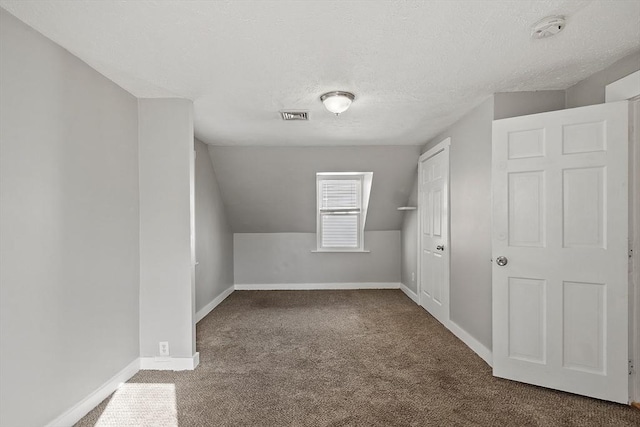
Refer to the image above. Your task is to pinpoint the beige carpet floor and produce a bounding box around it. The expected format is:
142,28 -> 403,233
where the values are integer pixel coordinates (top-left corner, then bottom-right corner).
76,290 -> 640,426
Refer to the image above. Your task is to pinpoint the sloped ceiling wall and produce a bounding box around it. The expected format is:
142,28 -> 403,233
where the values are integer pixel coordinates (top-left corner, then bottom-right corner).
209,145 -> 420,233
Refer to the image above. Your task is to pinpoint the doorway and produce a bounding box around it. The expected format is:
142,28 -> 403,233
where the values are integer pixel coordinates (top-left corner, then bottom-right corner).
418,138 -> 450,325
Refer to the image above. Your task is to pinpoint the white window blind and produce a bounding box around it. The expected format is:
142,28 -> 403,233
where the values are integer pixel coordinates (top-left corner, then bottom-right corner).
317,176 -> 363,250
321,214 -> 359,248
320,180 -> 359,210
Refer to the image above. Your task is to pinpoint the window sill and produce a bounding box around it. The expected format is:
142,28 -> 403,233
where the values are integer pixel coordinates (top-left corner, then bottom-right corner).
311,249 -> 371,253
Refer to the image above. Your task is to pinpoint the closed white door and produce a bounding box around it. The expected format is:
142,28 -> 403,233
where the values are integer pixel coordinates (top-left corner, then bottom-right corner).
492,101 -> 629,403
418,139 -> 450,325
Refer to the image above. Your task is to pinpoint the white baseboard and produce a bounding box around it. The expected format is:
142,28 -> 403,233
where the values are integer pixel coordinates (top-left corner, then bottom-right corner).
399,283 -> 419,304
45,358 -> 140,427
139,352 -> 200,371
234,282 -> 402,291
46,352 -> 201,426
446,320 -> 493,367
403,285 -> 493,367
196,285 -> 234,323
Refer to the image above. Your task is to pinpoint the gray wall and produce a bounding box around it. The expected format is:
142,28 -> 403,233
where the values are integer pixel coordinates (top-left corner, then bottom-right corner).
400,90 -> 566,298
0,9 -> 140,427
410,91 -> 576,349
234,231 -> 400,284
195,139 -> 234,313
403,62 -> 640,352
209,146 -> 420,233
400,178 -> 418,293
138,98 -> 196,358
494,90 -> 565,120
423,97 -> 495,349
566,50 -> 640,108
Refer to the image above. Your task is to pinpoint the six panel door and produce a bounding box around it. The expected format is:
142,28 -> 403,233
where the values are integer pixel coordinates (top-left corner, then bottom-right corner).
492,101 -> 629,403
419,145 -> 449,325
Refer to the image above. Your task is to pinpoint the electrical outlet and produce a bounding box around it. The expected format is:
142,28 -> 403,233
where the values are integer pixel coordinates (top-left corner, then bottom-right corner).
159,341 -> 170,357
411,272 -> 415,282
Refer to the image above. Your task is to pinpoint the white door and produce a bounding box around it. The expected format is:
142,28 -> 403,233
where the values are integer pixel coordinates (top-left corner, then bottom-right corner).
418,139 -> 450,325
492,101 -> 629,404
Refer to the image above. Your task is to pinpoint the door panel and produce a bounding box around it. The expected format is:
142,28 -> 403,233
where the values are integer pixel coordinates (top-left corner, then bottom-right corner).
422,249 -> 432,298
432,252 -> 443,304
508,277 -> 546,364
433,189 -> 442,237
562,281 -> 605,374
562,167 -> 605,248
508,171 -> 545,247
492,101 -> 629,404
562,121 -> 605,154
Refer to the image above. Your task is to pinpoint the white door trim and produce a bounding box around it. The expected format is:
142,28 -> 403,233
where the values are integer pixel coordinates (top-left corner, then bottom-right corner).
629,97 -> 640,406
609,70 -> 640,405
419,137 -> 452,163
606,70 -> 640,405
605,70 -> 640,103
417,137 -> 451,319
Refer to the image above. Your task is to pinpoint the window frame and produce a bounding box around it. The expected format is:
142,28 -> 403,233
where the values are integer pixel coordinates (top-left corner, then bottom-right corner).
316,172 -> 369,252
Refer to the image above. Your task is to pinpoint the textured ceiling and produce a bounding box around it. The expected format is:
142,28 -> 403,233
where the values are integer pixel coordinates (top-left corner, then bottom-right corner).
1,1 -> 639,146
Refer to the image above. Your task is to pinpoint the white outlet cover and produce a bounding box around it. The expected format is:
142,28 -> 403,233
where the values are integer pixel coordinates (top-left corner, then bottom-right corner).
159,341 -> 170,357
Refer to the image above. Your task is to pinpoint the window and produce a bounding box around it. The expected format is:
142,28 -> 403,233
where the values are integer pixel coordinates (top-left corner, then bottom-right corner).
316,172 -> 372,252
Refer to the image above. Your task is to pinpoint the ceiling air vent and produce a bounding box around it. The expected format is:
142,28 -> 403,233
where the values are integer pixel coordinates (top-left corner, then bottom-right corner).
280,111 -> 309,121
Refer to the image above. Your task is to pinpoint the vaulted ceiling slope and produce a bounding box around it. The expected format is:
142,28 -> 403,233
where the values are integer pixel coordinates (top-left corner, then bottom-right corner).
1,1 -> 639,147
209,145 -> 420,233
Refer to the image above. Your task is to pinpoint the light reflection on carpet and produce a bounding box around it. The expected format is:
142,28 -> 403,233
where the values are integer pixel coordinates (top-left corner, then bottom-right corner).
95,383 -> 177,427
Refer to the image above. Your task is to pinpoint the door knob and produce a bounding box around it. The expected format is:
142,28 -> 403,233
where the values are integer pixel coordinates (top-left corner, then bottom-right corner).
436,245 -> 444,251
496,256 -> 508,266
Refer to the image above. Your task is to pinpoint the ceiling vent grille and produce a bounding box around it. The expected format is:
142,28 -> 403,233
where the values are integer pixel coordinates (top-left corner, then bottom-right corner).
280,111 -> 309,121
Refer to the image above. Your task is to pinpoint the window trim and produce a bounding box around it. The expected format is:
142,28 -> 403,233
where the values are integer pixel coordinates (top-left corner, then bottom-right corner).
315,172 -> 372,253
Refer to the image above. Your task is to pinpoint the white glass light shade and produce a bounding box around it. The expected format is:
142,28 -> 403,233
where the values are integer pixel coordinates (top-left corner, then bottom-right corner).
320,91 -> 355,115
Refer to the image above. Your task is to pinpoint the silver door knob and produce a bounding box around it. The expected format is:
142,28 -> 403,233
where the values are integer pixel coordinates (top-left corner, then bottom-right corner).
496,256 -> 508,266
436,245 -> 444,251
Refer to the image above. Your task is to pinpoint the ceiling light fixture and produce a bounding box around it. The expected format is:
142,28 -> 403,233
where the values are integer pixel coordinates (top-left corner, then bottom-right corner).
320,91 -> 355,115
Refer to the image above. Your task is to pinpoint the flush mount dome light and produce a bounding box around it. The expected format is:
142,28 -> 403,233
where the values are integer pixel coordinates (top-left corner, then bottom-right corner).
320,91 -> 355,115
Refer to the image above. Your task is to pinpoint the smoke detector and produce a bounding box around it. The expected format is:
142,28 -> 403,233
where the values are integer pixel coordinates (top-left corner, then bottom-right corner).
280,111 -> 309,121
531,15 -> 566,39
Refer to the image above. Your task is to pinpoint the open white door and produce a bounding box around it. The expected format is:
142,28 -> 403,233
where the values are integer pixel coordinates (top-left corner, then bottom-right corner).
492,101 -> 629,404
418,139 -> 450,325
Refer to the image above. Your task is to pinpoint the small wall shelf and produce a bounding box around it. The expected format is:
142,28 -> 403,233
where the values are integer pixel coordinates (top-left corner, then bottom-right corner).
397,206 -> 417,211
